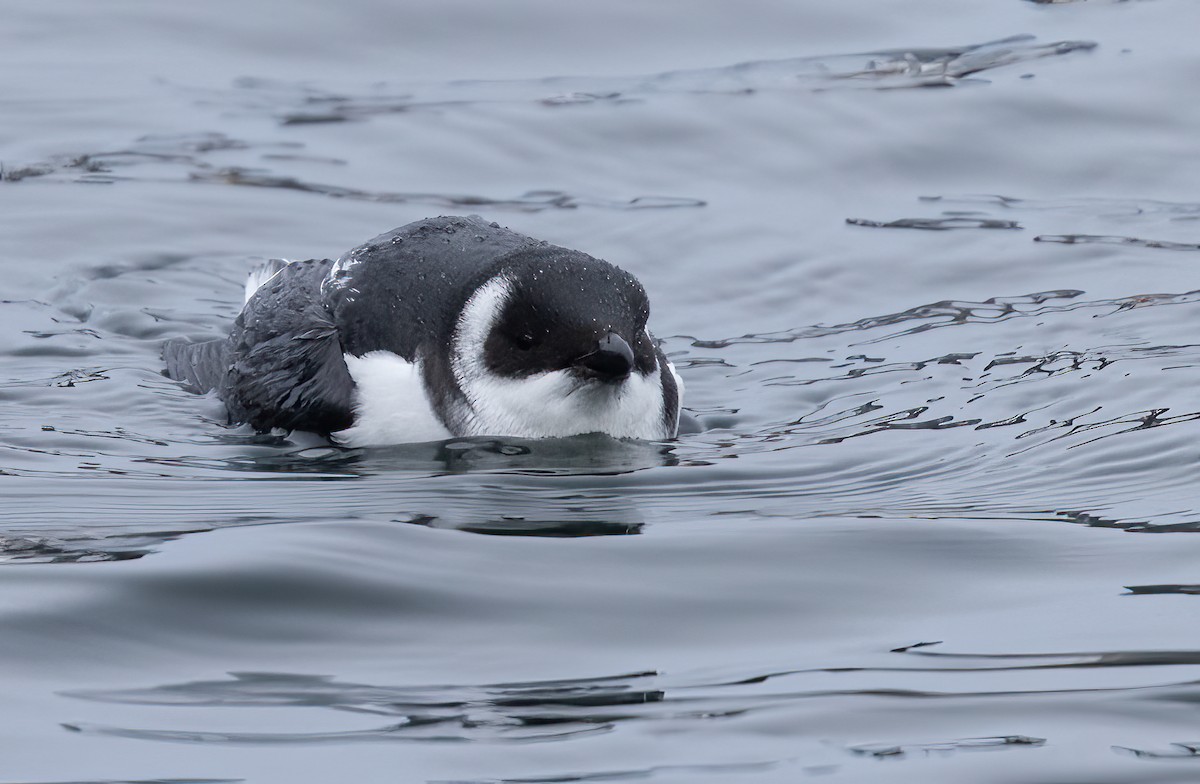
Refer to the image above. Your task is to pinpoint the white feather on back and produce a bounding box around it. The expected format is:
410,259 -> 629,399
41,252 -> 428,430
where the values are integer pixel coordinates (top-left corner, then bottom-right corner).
450,275 -> 672,440
243,259 -> 289,304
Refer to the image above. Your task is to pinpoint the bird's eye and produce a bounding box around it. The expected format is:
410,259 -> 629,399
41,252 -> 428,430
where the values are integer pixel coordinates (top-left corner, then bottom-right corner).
512,332 -> 538,350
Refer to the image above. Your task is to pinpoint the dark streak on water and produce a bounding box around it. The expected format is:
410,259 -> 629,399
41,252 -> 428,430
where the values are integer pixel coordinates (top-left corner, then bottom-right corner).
1035,234 -> 1200,251
846,216 -> 1024,231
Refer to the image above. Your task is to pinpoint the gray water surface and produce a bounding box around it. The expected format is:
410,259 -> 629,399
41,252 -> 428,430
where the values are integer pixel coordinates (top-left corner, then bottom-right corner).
4,1 -> 1200,782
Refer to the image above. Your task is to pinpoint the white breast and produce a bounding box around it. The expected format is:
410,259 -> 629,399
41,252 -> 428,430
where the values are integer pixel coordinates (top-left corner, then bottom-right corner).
332,351 -> 452,447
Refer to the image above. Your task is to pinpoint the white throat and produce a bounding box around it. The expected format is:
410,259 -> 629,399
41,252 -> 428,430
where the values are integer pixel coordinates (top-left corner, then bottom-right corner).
451,275 -> 671,440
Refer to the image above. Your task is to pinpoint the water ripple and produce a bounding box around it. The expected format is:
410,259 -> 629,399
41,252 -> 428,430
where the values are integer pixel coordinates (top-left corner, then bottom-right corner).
211,35 -> 1096,124
62,642 -> 1200,750
429,759 -> 789,784
1,133 -> 702,213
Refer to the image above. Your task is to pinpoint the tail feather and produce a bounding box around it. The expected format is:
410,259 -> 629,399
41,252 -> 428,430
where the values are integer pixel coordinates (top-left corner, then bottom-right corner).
162,337 -> 230,394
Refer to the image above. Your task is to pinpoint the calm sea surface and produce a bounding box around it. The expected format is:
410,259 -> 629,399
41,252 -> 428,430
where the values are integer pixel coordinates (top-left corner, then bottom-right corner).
4,1 -> 1200,782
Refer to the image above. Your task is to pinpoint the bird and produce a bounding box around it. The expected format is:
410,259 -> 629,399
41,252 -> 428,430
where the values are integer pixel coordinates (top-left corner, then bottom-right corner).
163,215 -> 684,446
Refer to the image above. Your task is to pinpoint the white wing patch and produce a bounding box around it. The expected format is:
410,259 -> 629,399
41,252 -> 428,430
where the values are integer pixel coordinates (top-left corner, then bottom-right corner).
332,351 -> 452,446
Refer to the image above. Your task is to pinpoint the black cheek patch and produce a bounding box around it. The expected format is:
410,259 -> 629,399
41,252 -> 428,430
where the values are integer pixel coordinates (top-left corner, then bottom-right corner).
483,330 -> 557,378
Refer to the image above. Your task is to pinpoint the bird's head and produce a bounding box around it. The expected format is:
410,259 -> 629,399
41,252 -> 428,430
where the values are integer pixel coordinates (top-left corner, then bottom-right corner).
450,246 -> 669,439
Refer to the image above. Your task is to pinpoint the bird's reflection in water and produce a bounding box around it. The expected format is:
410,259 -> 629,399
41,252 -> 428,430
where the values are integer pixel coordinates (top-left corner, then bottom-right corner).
357,434 -> 670,537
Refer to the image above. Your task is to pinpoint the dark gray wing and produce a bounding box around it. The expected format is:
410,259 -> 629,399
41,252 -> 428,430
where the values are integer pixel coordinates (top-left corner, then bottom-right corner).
218,258 -> 355,434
